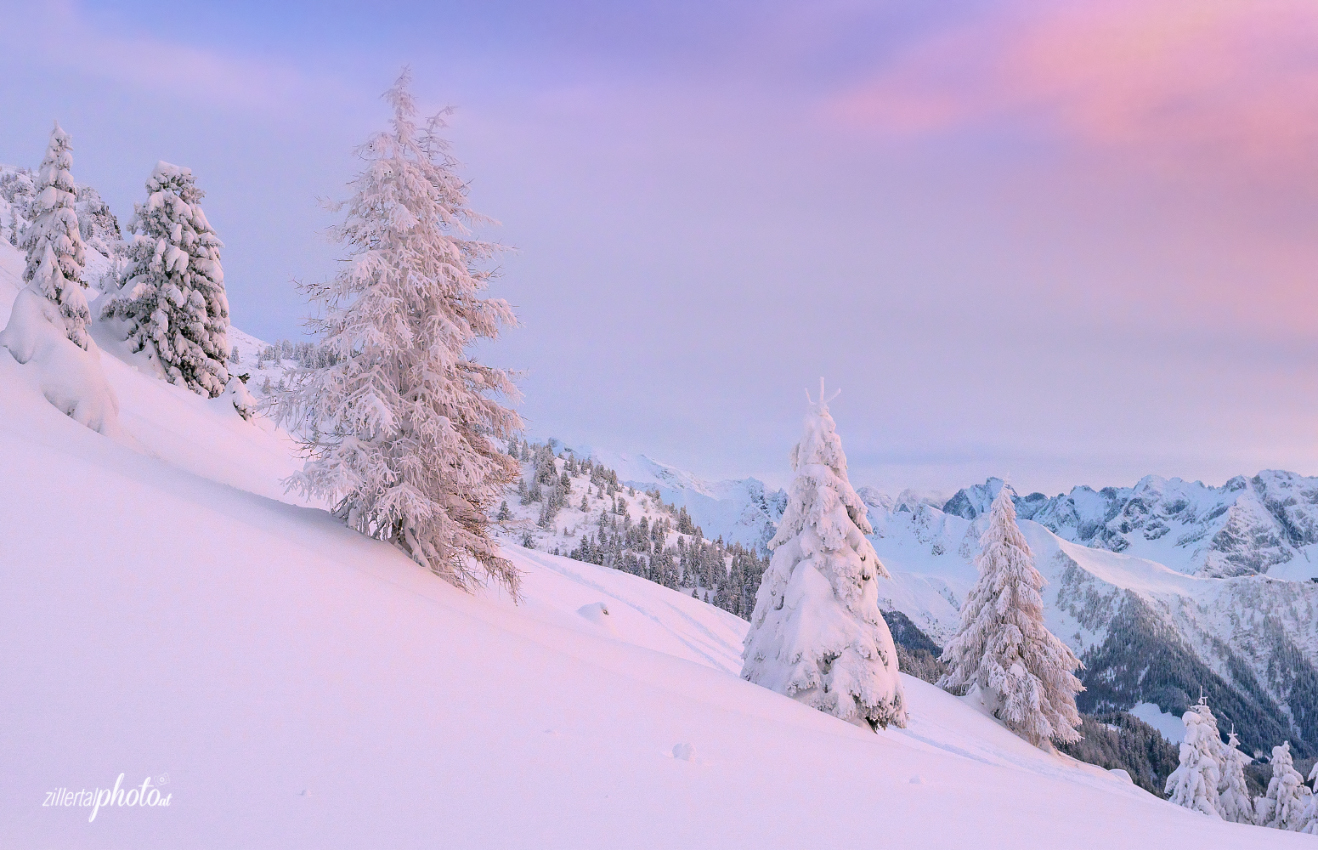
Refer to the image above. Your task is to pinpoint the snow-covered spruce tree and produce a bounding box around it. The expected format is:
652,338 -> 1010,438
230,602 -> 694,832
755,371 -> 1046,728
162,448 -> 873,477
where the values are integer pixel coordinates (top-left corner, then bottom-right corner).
741,384 -> 906,731
1297,761 -> 1318,834
1256,742 -> 1312,830
101,162 -> 230,397
276,71 -> 522,594
1164,698 -> 1223,817
1217,727 -> 1255,824
21,122 -> 90,349
938,486 -> 1083,746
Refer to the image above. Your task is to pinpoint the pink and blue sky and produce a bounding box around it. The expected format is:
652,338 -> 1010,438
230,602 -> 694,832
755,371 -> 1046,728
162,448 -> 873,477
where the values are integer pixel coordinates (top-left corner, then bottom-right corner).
2,0 -> 1316,494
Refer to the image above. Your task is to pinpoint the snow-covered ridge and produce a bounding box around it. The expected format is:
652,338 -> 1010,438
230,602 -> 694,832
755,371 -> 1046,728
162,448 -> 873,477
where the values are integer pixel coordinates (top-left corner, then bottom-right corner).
945,474 -> 1318,580
590,450 -> 786,552
490,440 -> 769,621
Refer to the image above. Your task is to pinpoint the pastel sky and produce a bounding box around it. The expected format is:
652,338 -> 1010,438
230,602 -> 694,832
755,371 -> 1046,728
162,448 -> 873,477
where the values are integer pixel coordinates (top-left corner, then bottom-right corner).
2,0 -> 1317,496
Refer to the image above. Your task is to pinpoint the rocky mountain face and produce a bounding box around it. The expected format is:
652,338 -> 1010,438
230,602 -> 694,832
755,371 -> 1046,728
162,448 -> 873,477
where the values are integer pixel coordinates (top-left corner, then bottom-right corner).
873,495 -> 1318,759
944,472 -> 1318,580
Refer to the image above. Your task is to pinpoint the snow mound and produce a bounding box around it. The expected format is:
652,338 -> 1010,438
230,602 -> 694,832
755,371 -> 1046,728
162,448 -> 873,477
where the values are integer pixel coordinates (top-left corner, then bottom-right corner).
576,601 -> 614,630
214,375 -> 257,420
0,286 -> 118,433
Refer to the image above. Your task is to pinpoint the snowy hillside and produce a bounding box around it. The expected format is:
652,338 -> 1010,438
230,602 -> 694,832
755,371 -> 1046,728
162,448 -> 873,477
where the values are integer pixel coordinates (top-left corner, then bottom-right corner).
594,449 -> 786,551
587,460 -> 1318,760
2,245 -> 1307,847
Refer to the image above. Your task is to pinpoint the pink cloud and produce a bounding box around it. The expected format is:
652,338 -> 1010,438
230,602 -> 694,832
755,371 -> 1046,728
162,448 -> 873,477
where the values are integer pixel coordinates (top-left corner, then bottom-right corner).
830,0 -> 1318,175
0,0 -> 340,114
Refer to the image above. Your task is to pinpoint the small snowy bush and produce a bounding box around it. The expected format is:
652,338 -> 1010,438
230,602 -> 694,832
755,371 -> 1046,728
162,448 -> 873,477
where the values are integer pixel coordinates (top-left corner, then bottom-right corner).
218,376 -> 257,421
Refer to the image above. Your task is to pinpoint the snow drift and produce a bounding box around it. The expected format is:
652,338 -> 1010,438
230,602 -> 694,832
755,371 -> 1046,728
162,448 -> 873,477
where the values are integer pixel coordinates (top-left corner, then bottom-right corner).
0,285 -> 118,433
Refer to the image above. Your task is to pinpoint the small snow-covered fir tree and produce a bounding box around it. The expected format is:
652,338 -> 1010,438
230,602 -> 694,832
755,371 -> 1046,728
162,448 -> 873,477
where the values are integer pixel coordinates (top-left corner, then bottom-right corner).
1256,741 -> 1311,830
1298,761 -> 1318,835
741,383 -> 906,731
102,162 -> 230,397
1164,698 -> 1223,817
938,486 -> 1083,746
276,71 -> 522,594
22,122 -> 89,349
1217,727 -> 1255,824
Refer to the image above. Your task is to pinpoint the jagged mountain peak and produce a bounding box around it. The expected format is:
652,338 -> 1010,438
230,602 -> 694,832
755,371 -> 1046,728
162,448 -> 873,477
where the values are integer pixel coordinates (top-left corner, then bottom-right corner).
940,477 -> 1053,522
942,472 -> 1318,580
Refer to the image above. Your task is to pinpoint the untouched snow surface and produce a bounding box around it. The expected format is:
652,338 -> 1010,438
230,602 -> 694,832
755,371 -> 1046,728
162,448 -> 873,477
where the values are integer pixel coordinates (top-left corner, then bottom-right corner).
1130,703 -> 1189,745
0,246 -> 1307,846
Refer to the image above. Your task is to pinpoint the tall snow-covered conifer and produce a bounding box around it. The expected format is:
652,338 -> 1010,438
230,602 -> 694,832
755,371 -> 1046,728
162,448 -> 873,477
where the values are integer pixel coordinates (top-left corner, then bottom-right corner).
277,71 -> 522,594
22,122 -> 89,349
1217,727 -> 1255,824
938,486 -> 1083,746
1256,742 -> 1312,830
1164,698 -> 1223,817
741,383 -> 906,731
102,162 -> 230,396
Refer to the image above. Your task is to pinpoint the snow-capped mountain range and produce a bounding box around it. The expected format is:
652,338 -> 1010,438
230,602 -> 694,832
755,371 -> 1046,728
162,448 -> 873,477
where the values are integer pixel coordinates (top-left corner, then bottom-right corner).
582,453 -> 1318,759
946,474 -> 1318,580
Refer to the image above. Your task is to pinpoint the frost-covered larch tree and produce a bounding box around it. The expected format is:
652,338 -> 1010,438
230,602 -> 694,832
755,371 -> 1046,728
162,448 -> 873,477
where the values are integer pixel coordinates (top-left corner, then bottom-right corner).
22,122 -> 89,349
102,162 -> 229,397
938,486 -> 1083,746
1256,742 -> 1312,830
1164,698 -> 1223,817
741,383 -> 906,731
1217,727 -> 1255,824
276,71 -> 522,594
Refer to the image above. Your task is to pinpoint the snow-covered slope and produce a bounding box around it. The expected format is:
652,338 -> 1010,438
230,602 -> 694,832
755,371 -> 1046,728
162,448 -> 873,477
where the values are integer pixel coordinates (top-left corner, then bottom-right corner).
572,457 -> 1318,759
2,245 -> 1306,846
595,450 -> 785,550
